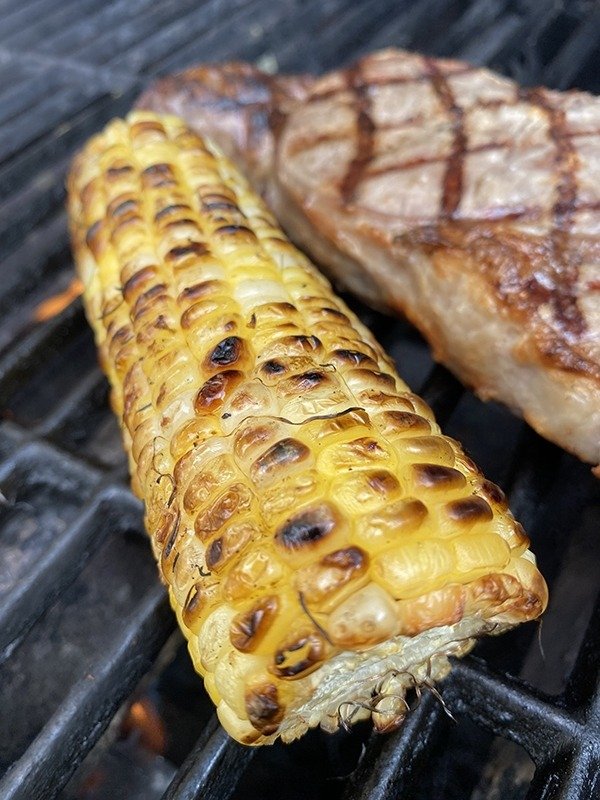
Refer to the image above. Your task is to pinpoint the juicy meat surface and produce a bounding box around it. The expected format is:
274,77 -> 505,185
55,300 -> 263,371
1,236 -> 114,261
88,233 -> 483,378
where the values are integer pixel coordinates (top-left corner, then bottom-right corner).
137,50 -> 600,471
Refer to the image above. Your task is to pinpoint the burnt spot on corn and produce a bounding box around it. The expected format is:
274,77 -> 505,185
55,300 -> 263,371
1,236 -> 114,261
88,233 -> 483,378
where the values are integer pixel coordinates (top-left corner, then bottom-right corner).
195,370 -> 244,411
275,504 -> 338,550
106,164 -> 133,178
142,162 -> 176,188
330,348 -> 376,367
230,596 -> 279,653
132,283 -> 168,320
296,546 -> 369,606
271,632 -> 325,679
480,479 -> 507,506
367,470 -> 401,495
280,334 -> 322,353
205,537 -> 223,571
85,220 -> 102,249
194,483 -> 252,540
122,266 -> 158,302
202,195 -> 239,212
207,336 -> 243,368
412,464 -> 467,489
446,496 -> 493,523
108,197 -> 138,218
322,546 -> 366,571
182,581 -> 218,630
167,241 -> 208,260
215,224 -> 257,239
252,438 -> 310,481
178,279 -> 223,305
245,683 -> 284,735
382,410 -> 432,435
154,203 -> 191,221
288,370 -> 328,391
321,307 -> 350,321
260,359 -> 286,376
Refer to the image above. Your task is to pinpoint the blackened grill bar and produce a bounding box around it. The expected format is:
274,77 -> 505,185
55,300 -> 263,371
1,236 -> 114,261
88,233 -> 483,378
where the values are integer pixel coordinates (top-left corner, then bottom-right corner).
0,1 -> 599,799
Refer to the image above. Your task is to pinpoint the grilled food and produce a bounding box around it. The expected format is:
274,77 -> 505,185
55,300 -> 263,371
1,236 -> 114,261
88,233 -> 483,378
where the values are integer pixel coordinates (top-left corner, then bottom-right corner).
67,111 -> 547,745
137,50 -> 600,472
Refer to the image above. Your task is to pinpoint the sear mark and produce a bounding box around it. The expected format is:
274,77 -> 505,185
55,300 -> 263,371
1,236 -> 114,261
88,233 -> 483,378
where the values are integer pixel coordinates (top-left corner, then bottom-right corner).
252,438 -> 310,481
446,496 -> 493,523
167,241 -> 208,260
230,596 -> 279,653
275,503 -> 338,550
245,683 -> 284,735
208,336 -> 243,367
271,632 -> 325,679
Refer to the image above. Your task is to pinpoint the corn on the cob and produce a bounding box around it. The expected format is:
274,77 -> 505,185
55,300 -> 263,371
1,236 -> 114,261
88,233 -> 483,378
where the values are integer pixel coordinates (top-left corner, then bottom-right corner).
67,111 -> 548,745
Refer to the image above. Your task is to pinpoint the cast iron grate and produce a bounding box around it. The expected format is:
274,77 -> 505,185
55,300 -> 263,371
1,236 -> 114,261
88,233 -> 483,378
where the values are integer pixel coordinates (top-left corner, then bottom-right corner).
0,1 -> 599,799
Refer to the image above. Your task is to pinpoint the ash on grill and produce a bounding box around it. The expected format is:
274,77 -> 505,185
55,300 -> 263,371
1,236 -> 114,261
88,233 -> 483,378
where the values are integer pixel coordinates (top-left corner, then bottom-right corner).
0,2 -> 599,800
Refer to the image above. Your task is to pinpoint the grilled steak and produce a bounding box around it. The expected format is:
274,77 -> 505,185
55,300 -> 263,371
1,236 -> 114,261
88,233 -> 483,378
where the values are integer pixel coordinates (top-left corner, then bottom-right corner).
138,50 -> 600,471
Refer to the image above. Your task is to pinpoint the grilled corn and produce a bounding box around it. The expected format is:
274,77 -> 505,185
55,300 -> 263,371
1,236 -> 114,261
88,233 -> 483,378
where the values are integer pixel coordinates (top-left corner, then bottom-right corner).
67,111 -> 548,745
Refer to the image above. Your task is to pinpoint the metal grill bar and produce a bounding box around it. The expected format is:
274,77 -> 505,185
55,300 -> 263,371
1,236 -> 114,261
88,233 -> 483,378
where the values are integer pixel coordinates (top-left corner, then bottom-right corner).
164,720 -> 256,800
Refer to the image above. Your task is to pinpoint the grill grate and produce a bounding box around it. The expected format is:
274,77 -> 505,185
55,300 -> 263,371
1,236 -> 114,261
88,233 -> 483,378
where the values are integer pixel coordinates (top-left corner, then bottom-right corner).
0,1 -> 599,799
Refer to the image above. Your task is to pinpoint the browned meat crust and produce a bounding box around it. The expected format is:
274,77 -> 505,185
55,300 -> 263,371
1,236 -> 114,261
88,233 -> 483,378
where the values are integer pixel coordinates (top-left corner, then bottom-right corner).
137,61 -> 313,191
136,51 -> 600,470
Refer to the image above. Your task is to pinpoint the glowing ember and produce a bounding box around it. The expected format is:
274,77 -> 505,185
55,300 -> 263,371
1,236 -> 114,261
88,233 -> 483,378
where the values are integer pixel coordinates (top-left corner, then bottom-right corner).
121,697 -> 167,755
32,277 -> 83,322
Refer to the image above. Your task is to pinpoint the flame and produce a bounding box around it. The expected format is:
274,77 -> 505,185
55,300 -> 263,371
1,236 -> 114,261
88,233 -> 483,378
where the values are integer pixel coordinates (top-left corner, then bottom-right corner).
33,277 -> 83,322
121,697 -> 167,755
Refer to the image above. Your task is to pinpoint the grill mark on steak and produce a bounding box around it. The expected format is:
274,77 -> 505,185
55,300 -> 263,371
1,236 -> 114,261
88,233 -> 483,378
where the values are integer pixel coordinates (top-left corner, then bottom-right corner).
340,63 -> 376,204
310,65 -> 473,102
520,87 -> 585,338
425,58 -> 467,218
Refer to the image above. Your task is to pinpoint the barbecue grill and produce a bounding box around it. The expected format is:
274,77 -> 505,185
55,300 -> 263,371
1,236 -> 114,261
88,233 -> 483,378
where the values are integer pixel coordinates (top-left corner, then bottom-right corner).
0,1 -> 599,798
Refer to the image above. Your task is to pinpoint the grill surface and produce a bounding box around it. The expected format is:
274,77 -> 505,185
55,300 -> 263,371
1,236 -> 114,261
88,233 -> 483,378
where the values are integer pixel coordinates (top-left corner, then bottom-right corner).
0,1 -> 599,799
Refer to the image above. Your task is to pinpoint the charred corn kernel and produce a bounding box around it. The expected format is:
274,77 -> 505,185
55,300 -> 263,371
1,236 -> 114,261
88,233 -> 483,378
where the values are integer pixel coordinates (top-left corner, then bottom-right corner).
68,112 -> 548,746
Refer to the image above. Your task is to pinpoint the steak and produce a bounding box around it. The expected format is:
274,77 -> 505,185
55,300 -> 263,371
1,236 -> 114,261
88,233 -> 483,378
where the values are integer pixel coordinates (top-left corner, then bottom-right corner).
137,50 -> 600,471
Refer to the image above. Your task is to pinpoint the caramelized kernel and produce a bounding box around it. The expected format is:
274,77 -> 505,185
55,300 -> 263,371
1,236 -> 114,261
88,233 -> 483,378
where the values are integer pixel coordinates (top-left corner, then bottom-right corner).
379,410 -> 432,437
271,632 -> 325,678
296,546 -> 368,605
205,538 -> 223,570
279,334 -> 322,353
178,280 -> 223,304
275,503 -> 338,551
412,464 -> 466,489
260,359 -> 286,376
183,456 -> 236,513
154,203 -> 190,221
251,438 -> 310,482
329,349 -> 378,368
446,496 -> 493,523
182,582 -> 219,632
230,596 -> 279,652
367,470 -> 401,495
355,498 -> 428,550
195,370 -> 244,411
397,584 -> 465,635
207,336 -> 244,367
122,266 -> 158,302
480,479 -> 507,506
245,683 -> 284,734
194,483 -> 252,540
167,242 -> 208,260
